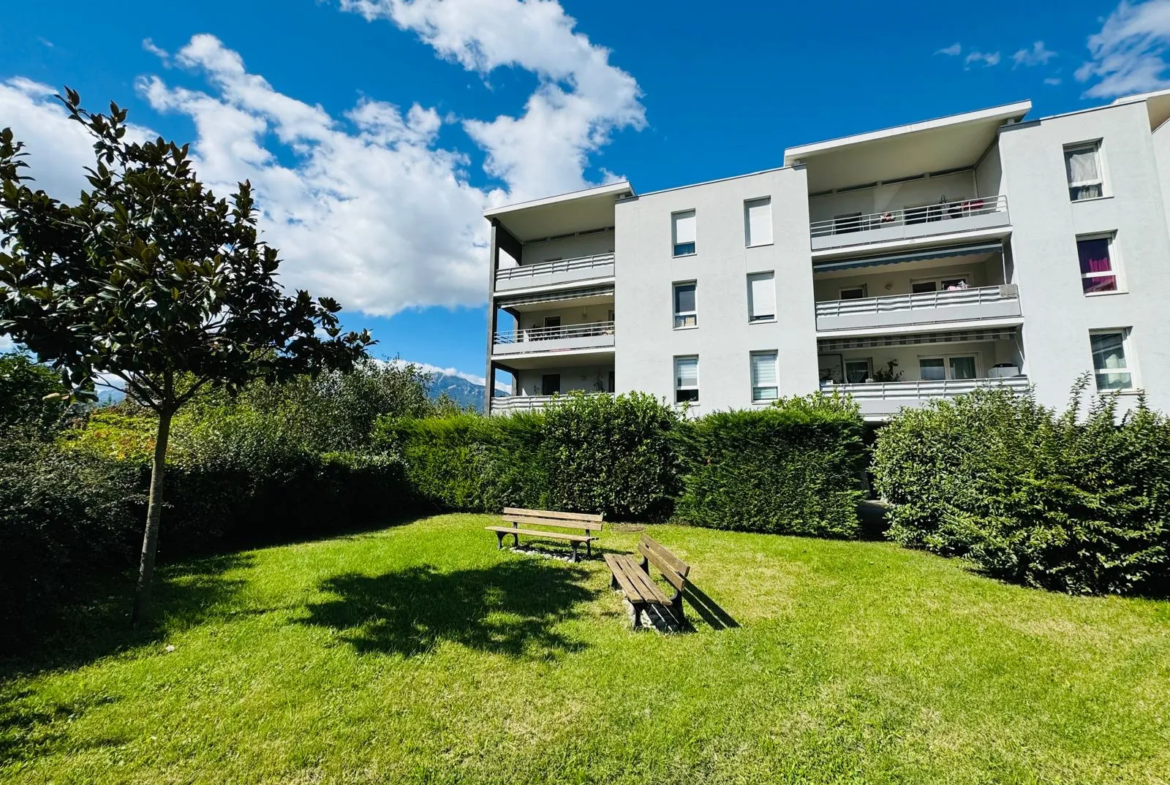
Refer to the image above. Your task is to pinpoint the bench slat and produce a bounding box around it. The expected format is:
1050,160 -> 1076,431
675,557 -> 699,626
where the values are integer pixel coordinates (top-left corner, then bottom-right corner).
485,526 -> 594,543
639,541 -> 687,593
500,515 -> 603,532
641,534 -> 690,577
604,554 -> 650,603
504,507 -> 604,523
626,564 -> 671,605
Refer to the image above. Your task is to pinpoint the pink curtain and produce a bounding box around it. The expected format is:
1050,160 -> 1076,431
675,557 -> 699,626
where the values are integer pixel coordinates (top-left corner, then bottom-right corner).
1078,238 -> 1111,274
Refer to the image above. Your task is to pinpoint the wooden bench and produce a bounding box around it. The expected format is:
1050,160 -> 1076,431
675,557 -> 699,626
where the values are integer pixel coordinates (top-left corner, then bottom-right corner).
604,535 -> 691,629
486,507 -> 604,562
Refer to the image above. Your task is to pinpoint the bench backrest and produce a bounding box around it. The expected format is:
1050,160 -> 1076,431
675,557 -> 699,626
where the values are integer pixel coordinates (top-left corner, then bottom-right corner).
501,507 -> 604,533
638,534 -> 690,592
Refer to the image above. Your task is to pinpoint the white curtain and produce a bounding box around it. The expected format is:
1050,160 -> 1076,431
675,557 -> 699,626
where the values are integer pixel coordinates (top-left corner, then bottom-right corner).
745,198 -> 773,247
1065,148 -> 1099,185
748,272 -> 776,320
673,211 -> 696,244
675,356 -> 698,387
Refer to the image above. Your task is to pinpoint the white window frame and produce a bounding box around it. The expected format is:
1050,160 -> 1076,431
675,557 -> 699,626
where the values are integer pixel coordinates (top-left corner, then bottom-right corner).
744,197 -> 774,248
1089,328 -> 1135,392
673,280 -> 697,330
917,352 -> 980,381
844,358 -> 872,384
672,210 -> 697,257
839,285 -> 868,300
1065,141 -> 1105,202
1076,232 -> 1123,295
674,355 -> 699,404
750,350 -> 779,403
747,271 -> 777,323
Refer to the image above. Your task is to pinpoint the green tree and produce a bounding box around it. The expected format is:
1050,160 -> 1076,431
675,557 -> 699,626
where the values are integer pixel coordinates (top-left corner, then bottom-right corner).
0,350 -> 70,437
0,91 -> 373,623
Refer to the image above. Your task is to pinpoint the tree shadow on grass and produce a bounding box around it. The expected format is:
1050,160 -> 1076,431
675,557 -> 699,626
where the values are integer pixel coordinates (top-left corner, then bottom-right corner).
0,552 -> 254,682
299,560 -> 596,659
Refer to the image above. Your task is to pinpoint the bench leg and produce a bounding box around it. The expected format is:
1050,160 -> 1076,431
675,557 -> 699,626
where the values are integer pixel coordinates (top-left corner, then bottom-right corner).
586,540 -> 592,559
570,542 -> 579,563
513,532 -> 520,548
610,571 -> 619,590
495,531 -> 504,550
671,593 -> 686,626
632,602 -> 643,630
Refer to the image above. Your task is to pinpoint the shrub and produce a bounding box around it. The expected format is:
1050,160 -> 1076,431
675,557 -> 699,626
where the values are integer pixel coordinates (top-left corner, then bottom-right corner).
872,382 -> 1170,596
673,392 -> 865,537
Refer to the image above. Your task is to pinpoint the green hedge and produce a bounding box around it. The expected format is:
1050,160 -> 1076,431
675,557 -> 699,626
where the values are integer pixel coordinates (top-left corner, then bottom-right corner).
673,393 -> 866,537
872,382 -> 1170,596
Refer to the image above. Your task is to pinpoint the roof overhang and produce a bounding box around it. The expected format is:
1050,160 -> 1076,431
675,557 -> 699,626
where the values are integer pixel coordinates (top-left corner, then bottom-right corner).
812,241 -> 1004,276
784,101 -> 1031,193
1113,88 -> 1170,131
484,182 -> 635,242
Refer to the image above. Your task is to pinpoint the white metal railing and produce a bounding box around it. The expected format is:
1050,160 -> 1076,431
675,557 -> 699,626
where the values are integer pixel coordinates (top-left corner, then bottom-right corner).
815,285 -> 1017,318
810,195 -> 1008,238
821,376 -> 1029,399
494,320 -> 615,346
495,252 -> 615,282
491,393 -> 614,414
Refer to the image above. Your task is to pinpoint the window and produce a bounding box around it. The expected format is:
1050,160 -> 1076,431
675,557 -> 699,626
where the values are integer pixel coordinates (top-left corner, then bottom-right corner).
543,315 -> 561,329
672,210 -> 696,256
911,274 -> 970,294
919,355 -> 977,381
673,282 -> 697,328
1077,235 -> 1118,293
745,198 -> 773,247
751,351 -> 778,402
541,374 -> 561,395
840,285 -> 867,300
1090,330 -> 1132,390
844,359 -> 871,383
674,356 -> 699,403
834,213 -> 862,234
747,272 -> 776,322
1065,142 -> 1103,201
608,370 -> 616,393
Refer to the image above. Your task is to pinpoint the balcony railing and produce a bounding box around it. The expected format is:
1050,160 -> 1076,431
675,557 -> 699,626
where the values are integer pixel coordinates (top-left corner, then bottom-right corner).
821,376 -> 1029,400
810,195 -> 1009,241
495,252 -> 615,284
491,392 -> 614,415
815,285 -> 1018,319
494,320 -> 615,346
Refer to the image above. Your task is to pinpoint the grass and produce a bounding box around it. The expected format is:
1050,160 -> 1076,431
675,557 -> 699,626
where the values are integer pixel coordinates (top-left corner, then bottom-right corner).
2,513 -> 1169,784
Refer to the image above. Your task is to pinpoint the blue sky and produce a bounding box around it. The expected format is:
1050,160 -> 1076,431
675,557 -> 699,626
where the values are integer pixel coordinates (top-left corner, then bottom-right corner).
2,0 -> 1168,385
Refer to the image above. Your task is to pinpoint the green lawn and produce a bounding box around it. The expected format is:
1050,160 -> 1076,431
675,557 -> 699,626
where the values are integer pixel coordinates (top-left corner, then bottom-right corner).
3,514 -> 1169,784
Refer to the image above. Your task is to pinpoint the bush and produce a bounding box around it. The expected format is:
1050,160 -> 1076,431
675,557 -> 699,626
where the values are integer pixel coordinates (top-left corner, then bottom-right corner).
872,382 -> 1170,596
673,393 -> 866,537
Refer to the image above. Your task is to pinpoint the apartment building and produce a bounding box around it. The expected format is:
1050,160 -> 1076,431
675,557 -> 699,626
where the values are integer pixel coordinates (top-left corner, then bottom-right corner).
483,91 -> 1170,420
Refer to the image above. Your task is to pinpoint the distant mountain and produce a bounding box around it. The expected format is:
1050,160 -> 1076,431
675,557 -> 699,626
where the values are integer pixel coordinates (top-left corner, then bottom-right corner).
427,372 -> 502,412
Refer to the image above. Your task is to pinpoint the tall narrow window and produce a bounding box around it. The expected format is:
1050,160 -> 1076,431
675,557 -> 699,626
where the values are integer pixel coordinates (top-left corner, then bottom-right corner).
750,351 -> 778,402
672,210 -> 696,256
747,272 -> 776,322
1091,330 -> 1132,390
1065,142 -> 1103,201
673,282 -> 697,328
1077,235 -> 1118,293
674,356 -> 699,403
745,197 -> 773,247
541,374 -> 561,395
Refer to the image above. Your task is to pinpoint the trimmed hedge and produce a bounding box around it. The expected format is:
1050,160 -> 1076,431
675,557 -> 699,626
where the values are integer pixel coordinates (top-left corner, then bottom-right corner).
673,393 -> 866,537
872,382 -> 1170,596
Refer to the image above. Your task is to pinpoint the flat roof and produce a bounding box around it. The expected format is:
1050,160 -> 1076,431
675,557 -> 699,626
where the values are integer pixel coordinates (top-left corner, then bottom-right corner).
484,181 -> 635,242
784,101 -> 1032,193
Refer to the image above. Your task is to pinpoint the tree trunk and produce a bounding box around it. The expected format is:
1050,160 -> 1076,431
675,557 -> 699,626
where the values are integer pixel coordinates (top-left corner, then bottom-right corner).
132,408 -> 173,626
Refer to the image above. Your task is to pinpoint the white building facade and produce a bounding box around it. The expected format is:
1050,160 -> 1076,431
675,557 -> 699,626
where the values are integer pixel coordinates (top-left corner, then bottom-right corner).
484,93 -> 1170,420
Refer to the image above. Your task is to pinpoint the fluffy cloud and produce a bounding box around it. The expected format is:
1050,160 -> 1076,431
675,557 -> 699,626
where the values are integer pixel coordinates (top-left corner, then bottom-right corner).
935,43 -> 962,56
338,0 -> 645,200
1077,0 -> 1170,97
965,50 -> 1002,68
0,334 -> 15,353
1013,41 -> 1058,67
387,358 -> 511,392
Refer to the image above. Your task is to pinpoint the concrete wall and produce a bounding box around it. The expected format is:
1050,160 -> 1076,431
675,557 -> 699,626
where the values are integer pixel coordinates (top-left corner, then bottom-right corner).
615,168 -> 819,415
999,101 -> 1170,413
515,365 -> 614,396
975,142 -> 1004,199
809,170 -> 976,223
518,230 -> 615,266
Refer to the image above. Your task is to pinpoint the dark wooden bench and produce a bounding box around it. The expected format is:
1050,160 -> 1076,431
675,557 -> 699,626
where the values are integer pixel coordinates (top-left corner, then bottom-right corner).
486,507 -> 604,562
604,535 -> 691,629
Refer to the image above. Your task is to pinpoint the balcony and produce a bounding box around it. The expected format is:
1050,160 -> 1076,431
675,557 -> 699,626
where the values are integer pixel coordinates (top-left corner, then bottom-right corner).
810,195 -> 1010,252
494,252 -> 615,293
821,376 -> 1029,418
491,392 -> 614,416
492,320 -> 615,357
816,285 -> 1021,332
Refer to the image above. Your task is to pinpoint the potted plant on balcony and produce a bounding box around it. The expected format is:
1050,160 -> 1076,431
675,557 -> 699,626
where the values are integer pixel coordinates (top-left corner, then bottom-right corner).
872,360 -> 903,383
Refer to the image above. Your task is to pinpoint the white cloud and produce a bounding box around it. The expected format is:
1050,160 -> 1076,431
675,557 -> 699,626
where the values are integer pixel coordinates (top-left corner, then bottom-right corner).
1045,77 -> 1064,86
338,0 -> 646,200
1013,41 -> 1058,67
0,334 -> 15,353
387,358 -> 510,392
142,38 -> 170,62
935,42 -> 962,56
965,50 -> 1002,68
1077,0 -> 1170,98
